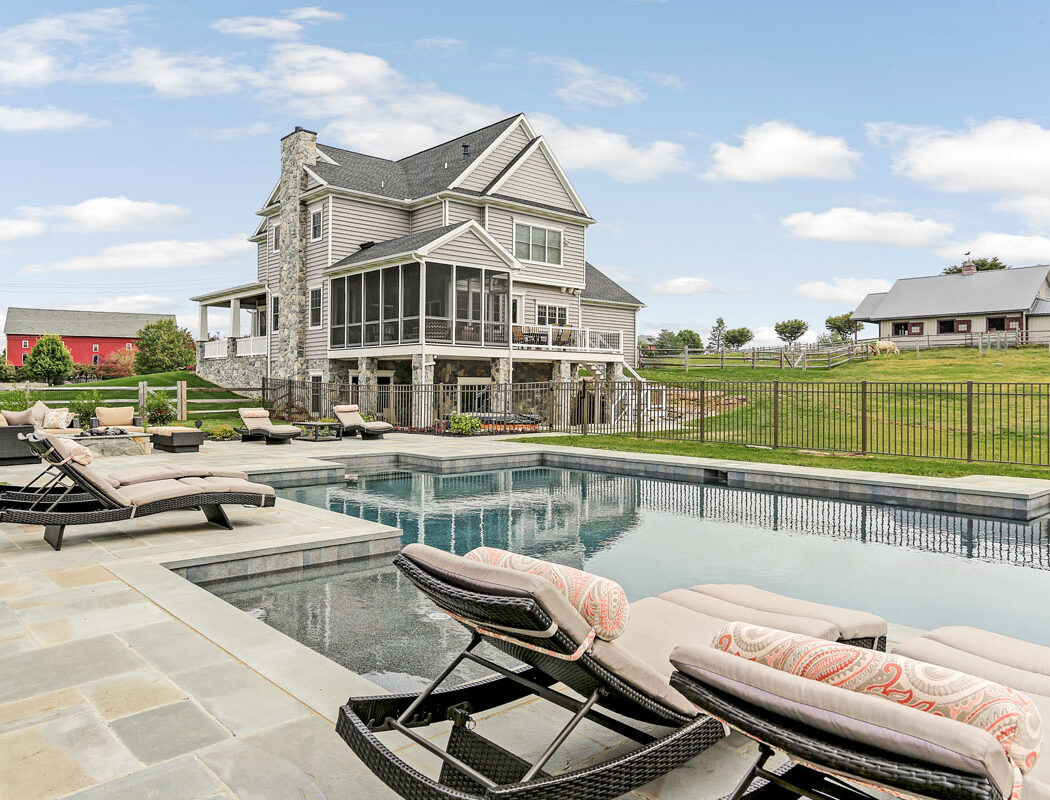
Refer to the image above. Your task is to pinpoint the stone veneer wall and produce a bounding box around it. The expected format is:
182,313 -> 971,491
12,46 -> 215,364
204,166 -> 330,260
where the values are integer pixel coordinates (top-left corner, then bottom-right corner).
196,343 -> 267,388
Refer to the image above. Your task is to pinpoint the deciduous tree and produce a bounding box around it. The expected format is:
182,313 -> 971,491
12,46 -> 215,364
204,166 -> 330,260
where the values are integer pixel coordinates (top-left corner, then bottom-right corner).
774,318 -> 809,345
723,327 -> 755,349
134,320 -> 195,374
24,335 -> 74,385
825,312 -> 862,339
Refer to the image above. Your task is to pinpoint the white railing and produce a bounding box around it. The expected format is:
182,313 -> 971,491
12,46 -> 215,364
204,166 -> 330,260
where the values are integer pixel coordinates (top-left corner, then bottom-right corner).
236,336 -> 268,357
202,339 -> 228,359
512,326 -> 622,353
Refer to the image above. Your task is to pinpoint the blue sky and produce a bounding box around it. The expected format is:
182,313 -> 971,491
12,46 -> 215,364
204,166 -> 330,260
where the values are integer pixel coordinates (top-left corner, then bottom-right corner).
4,2 -> 1050,346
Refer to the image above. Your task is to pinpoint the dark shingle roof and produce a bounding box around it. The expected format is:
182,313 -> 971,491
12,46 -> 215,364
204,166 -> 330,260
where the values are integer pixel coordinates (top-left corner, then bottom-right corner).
582,263 -> 644,306
4,308 -> 174,337
310,116 -> 521,201
327,223 -> 466,269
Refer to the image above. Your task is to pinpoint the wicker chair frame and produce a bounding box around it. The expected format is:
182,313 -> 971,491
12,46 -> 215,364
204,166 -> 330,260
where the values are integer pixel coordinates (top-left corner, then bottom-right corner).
234,425 -> 300,444
338,551 -> 727,800
667,671 -> 1002,800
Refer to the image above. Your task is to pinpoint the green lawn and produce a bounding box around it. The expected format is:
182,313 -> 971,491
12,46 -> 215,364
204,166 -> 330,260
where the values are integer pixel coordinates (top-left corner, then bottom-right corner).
510,434 -> 1050,480
639,344 -> 1050,383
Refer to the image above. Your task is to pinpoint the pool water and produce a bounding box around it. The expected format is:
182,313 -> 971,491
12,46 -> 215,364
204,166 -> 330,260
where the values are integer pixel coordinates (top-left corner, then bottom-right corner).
203,467 -> 1050,691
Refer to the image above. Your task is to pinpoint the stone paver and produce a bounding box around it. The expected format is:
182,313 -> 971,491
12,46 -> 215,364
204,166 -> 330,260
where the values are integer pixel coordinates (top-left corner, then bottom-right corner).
108,700 -> 228,764
0,634 -> 144,704
63,755 -> 223,800
120,619 -> 229,673
80,667 -> 187,721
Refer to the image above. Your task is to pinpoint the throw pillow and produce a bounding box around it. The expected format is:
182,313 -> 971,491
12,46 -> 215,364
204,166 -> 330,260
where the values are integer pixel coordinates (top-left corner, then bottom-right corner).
464,546 -> 630,641
30,401 -> 49,427
42,409 -> 72,429
1,409 -> 34,426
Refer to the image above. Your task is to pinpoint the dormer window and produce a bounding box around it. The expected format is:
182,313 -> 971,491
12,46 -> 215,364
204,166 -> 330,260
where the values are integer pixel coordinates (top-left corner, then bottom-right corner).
514,223 -> 561,265
272,224 -> 280,252
311,209 -> 323,241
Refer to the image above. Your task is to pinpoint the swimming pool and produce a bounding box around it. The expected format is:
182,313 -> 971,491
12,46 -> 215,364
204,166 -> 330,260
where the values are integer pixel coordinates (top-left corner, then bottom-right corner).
202,467 -> 1050,691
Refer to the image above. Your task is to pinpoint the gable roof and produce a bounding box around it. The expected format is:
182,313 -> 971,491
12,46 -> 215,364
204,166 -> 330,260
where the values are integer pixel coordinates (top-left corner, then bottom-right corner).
326,220 -> 518,272
582,263 -> 644,307
852,265 -> 1050,321
4,308 -> 174,338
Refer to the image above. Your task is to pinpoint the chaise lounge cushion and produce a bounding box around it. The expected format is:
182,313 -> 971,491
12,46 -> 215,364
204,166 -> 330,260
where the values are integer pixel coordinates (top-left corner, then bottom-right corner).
38,428 -> 83,435
119,479 -> 202,507
686,584 -> 886,642
464,546 -> 630,641
178,476 -> 275,496
105,465 -> 251,487
333,404 -> 393,431
658,588 -> 839,641
671,640 -> 1022,800
41,434 -> 131,506
95,406 -> 136,427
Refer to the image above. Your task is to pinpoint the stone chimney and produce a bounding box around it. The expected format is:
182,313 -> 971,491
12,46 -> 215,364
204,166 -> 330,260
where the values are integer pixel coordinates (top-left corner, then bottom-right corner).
273,127 -> 318,380
961,261 -> 977,276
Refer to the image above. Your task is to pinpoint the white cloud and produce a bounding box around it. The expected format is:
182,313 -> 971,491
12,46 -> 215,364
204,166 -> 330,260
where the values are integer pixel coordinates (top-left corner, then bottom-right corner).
650,276 -> 725,294
704,121 -> 860,182
22,236 -> 251,274
193,122 -> 271,140
0,8 -> 133,87
646,72 -> 684,88
19,197 -> 190,232
750,325 -> 818,349
0,219 -> 46,242
89,49 -> 260,96
531,113 -> 689,182
781,207 -> 952,248
938,232 -> 1050,265
878,118 -> 1050,195
995,195 -> 1050,227
533,56 -> 644,107
211,16 -> 303,39
68,294 -> 177,314
415,37 -> 464,50
0,105 -> 105,132
793,277 -> 893,304
283,7 -> 346,22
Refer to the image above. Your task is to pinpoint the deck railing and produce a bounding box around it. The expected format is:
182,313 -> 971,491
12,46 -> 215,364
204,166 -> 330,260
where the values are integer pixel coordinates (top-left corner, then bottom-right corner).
512,325 -> 622,353
235,336 -> 268,357
202,340 -> 227,359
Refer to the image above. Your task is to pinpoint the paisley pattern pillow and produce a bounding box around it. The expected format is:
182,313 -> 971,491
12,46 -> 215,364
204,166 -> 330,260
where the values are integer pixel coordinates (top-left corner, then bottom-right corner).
464,547 -> 630,641
42,409 -> 72,429
713,622 -> 1042,792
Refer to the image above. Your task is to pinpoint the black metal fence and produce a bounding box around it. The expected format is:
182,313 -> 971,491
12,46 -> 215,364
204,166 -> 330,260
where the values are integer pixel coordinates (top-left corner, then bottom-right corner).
261,377 -> 1050,466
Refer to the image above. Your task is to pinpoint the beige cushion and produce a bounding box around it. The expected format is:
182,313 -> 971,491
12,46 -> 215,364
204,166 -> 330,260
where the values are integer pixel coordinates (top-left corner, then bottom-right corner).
119,479 -> 202,507
30,401 -> 49,427
688,584 -> 886,641
239,407 -> 270,418
119,425 -> 146,434
146,426 -> 197,435
266,424 -> 301,435
670,642 -> 1019,800
334,408 -> 362,427
2,409 -> 33,426
0,413 -> 7,427
41,434 -> 131,506
659,588 -> 839,640
106,466 -> 183,486
243,416 -> 274,431
178,476 -> 275,495
400,544 -> 697,717
39,428 -> 82,435
41,408 -> 72,429
332,404 -> 359,413
95,406 -> 135,427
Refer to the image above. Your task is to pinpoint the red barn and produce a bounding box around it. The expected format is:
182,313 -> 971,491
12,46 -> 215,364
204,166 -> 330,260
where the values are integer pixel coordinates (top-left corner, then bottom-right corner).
3,308 -> 175,366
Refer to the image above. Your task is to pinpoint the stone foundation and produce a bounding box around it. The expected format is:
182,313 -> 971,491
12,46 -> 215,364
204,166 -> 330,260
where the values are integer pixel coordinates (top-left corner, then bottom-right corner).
196,343 -> 266,388
434,359 -> 491,383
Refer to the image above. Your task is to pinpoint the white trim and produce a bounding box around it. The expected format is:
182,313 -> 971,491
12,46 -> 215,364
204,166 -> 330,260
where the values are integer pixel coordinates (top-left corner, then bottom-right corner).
417,220 -> 520,269
442,198 -> 449,226
580,298 -> 645,309
327,199 -> 333,266
448,115 -> 530,189
315,147 -> 338,165
512,292 -> 526,324
271,224 -> 280,252
511,220 -> 563,267
536,303 -> 569,327
307,284 -> 324,330
302,164 -> 328,188
262,180 -> 280,208
309,205 -> 324,243
484,136 -> 589,217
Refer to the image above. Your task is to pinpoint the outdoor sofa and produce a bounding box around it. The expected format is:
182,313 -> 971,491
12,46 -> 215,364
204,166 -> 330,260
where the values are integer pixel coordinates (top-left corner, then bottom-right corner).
234,408 -> 301,444
669,623 -> 1049,800
332,404 -> 394,439
337,544 -> 887,800
89,406 -> 144,432
1,402 -> 84,464
0,432 -> 275,550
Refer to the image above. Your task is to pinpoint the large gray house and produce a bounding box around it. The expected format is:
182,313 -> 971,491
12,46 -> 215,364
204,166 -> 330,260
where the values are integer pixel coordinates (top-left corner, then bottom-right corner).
192,114 -> 644,395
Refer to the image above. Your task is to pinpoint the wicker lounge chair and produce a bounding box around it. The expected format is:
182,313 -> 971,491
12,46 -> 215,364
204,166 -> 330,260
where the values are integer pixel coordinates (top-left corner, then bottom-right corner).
668,624 -> 1050,800
337,545 -> 887,800
0,432 -> 276,550
332,404 -> 393,439
234,408 -> 301,444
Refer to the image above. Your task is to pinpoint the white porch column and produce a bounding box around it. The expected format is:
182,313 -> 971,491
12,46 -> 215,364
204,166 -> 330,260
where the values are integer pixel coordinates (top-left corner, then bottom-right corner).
198,304 -> 209,341
229,298 -> 241,339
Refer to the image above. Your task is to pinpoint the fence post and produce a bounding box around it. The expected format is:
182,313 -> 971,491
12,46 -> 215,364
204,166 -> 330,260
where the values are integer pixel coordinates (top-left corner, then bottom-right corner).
176,380 -> 187,421
860,380 -> 868,454
634,380 -> 642,438
779,349 -> 784,370
548,381 -> 555,432
582,382 -> 590,436
699,380 -> 706,443
752,350 -> 756,370
966,380 -> 974,461
773,380 -> 780,449
137,381 -> 148,414
683,347 -> 689,373
720,349 -> 725,369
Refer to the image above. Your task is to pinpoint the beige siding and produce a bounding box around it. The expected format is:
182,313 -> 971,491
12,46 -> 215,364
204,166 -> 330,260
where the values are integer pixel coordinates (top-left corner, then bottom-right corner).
411,202 -> 443,233
331,196 -> 410,263
582,302 -> 637,366
487,207 -> 585,288
447,201 -> 483,225
515,282 -> 580,327
1027,315 -> 1050,332
877,315 -> 1011,337
304,199 -> 329,358
429,229 -> 509,270
498,148 -> 578,211
458,122 -> 532,191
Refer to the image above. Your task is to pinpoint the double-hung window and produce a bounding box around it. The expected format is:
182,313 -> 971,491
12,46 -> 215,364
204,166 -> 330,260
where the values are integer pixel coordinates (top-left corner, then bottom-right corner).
513,223 -> 561,265
537,304 -> 567,327
92,344 -> 99,353
310,209 -> 323,241
309,287 -> 323,328
271,297 -> 280,331
272,225 -> 280,252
